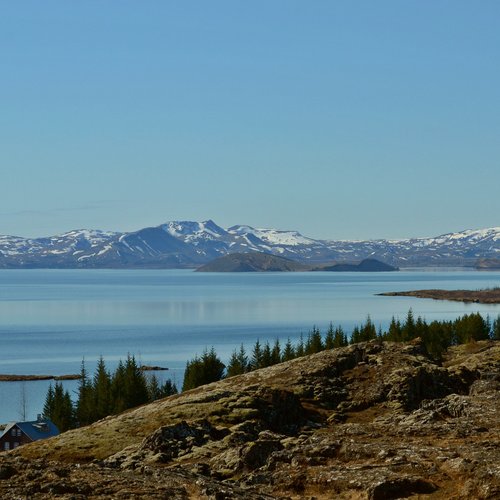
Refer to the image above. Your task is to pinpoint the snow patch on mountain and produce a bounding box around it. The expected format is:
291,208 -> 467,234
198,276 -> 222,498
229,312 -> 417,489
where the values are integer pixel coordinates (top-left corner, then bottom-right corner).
228,225 -> 316,247
161,220 -> 227,243
0,222 -> 499,268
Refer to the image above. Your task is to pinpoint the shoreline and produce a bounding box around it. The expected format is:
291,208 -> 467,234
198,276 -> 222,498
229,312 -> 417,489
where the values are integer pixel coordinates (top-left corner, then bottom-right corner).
0,365 -> 168,382
378,288 -> 500,304
0,374 -> 81,382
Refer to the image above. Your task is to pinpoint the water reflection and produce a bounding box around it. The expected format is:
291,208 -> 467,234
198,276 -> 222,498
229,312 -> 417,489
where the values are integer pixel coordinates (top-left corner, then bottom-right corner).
0,269 -> 499,422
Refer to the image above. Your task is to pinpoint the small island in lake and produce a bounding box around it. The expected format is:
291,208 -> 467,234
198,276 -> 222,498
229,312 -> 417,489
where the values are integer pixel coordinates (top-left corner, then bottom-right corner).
316,258 -> 399,272
196,252 -> 309,272
476,258 -> 500,270
197,252 -> 398,273
378,288 -> 500,304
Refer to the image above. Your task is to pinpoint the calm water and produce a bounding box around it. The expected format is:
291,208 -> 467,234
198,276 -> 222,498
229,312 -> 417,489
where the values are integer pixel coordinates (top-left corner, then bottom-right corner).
1,268 -> 499,423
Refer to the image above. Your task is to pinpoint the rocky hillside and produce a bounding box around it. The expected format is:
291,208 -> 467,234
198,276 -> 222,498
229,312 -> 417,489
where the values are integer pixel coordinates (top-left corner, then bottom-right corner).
1,339 -> 499,499
0,221 -> 499,268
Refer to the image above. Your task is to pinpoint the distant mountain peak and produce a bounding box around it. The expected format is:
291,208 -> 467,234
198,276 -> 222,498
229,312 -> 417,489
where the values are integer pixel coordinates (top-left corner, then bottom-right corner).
0,221 -> 498,269
228,225 -> 316,247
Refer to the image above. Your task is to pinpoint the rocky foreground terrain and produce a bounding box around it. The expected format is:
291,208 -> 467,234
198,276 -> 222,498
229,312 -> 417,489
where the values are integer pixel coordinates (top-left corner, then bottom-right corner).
1,339 -> 499,499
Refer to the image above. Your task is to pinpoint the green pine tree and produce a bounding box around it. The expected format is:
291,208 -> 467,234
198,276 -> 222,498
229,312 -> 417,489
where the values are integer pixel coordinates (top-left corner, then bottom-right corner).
93,356 -> 112,420
333,326 -> 348,348
271,339 -> 281,365
226,344 -> 249,377
306,326 -> 323,354
43,384 -> 55,420
49,382 -> 74,432
492,314 -> 500,340
250,339 -> 263,370
76,358 -> 94,426
281,338 -> 296,362
295,333 -> 305,358
182,348 -> 225,391
324,323 -> 335,349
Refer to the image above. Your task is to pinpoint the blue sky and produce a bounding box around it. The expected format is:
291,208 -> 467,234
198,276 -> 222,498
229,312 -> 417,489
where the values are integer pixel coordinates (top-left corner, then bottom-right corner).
1,1 -> 499,240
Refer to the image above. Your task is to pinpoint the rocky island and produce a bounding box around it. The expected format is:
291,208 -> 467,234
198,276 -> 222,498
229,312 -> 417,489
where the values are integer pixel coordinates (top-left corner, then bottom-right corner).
1,338 -> 498,499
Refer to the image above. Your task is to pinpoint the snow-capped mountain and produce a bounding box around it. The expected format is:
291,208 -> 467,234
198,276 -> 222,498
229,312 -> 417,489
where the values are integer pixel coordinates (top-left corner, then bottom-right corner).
0,221 -> 498,268
228,225 -> 317,247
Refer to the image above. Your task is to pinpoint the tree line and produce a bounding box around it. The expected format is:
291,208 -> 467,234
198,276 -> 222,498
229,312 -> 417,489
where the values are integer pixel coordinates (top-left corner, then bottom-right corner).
183,311 -> 500,390
43,355 -> 177,431
43,311 -> 500,431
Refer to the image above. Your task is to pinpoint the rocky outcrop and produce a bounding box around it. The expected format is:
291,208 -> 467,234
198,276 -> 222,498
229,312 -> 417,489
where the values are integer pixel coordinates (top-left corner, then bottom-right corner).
1,340 -> 499,498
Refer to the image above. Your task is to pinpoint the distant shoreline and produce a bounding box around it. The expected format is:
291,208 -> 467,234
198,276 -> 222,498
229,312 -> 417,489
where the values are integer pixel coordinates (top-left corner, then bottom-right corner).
0,374 -> 81,382
0,365 -> 168,382
378,288 -> 500,304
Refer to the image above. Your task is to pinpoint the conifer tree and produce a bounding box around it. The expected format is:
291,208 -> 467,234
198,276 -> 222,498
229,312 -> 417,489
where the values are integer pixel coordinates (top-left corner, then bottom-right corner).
43,384 -> 55,420
351,326 -> 361,344
76,359 -> 94,426
453,313 -> 489,344
48,382 -> 74,432
251,339 -> 263,370
415,315 -> 428,340
401,309 -> 416,341
111,360 -> 127,413
226,344 -> 249,377
306,326 -> 323,354
159,379 -> 178,397
261,341 -> 272,368
281,338 -> 295,362
387,316 -> 402,342
324,323 -> 335,349
122,354 -> 149,409
271,339 -> 281,365
93,356 -> 112,420
359,315 -> 377,342
492,314 -> 500,340
295,333 -> 305,357
333,326 -> 348,348
182,348 -> 225,391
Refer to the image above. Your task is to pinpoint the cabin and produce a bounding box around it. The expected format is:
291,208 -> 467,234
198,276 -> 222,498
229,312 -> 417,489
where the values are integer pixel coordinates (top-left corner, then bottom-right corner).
0,415 -> 59,451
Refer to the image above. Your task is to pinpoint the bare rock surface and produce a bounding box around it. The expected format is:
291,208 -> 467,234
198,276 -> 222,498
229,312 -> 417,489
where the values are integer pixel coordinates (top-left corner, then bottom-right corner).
1,339 -> 499,499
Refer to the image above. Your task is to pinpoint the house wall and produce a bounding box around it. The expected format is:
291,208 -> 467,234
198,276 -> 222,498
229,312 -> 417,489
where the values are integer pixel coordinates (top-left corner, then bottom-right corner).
0,425 -> 32,451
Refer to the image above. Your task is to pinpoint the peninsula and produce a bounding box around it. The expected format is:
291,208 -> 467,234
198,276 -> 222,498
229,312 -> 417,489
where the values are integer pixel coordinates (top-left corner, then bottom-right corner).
378,288 -> 500,304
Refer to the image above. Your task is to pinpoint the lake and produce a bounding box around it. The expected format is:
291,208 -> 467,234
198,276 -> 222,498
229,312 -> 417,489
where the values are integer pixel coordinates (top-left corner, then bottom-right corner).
1,268 -> 499,423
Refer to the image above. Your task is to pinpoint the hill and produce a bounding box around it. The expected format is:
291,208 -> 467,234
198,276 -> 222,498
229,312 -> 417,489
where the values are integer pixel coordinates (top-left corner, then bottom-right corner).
196,252 -> 308,272
318,257 -> 399,272
476,258 -> 500,269
2,339 -> 499,499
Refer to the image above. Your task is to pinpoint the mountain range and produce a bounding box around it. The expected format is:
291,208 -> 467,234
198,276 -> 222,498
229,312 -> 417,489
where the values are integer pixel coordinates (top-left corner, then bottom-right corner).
0,220 -> 498,269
